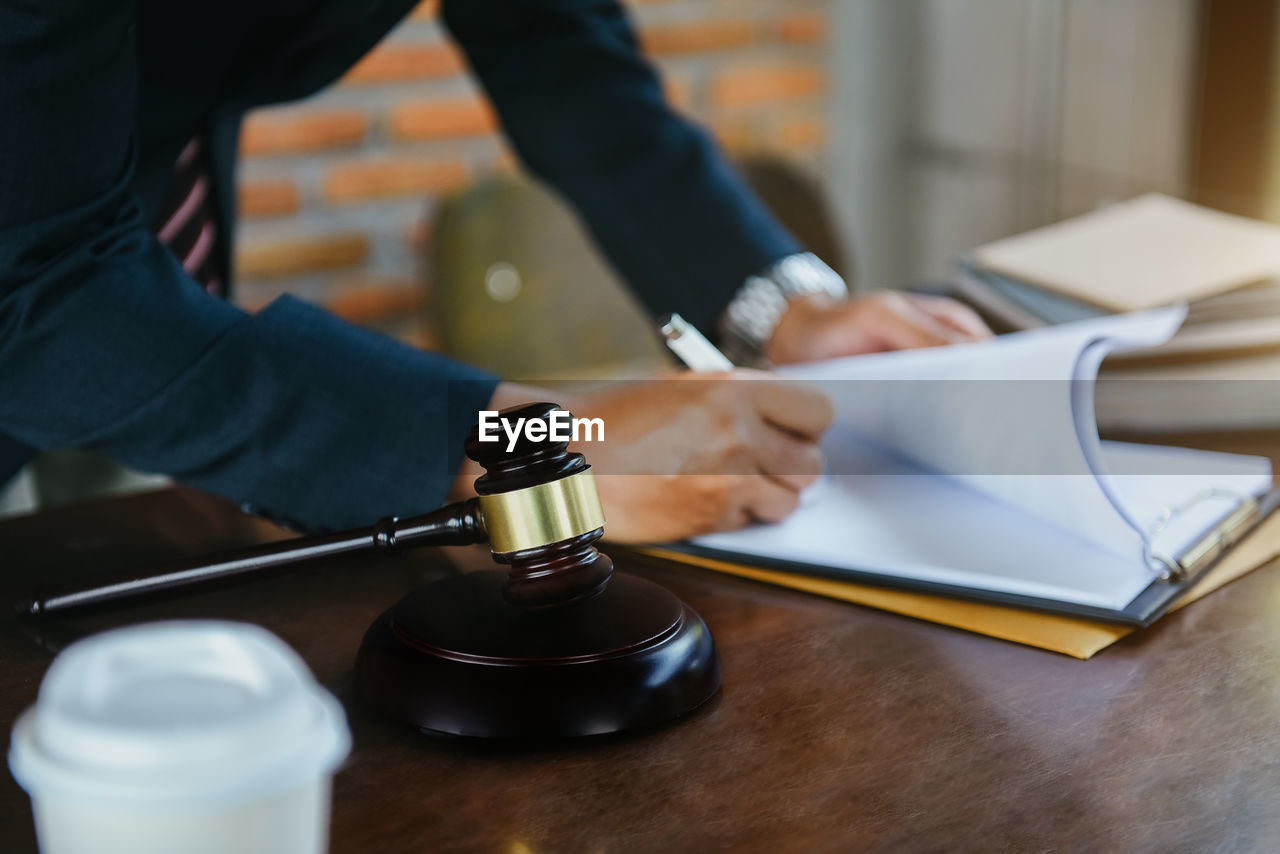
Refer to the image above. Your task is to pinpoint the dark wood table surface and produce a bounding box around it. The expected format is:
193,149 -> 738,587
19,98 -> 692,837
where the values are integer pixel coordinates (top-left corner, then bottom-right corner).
2,433 -> 1279,853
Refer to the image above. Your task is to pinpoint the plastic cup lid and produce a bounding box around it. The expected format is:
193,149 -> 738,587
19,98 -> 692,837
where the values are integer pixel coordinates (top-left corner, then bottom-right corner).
8,621 -> 351,807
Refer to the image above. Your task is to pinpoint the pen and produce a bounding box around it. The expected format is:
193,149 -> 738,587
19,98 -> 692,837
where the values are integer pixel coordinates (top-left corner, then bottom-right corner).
658,312 -> 735,372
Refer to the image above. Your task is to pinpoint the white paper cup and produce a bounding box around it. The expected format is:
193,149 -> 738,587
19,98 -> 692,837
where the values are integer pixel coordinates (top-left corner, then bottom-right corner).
8,621 -> 351,854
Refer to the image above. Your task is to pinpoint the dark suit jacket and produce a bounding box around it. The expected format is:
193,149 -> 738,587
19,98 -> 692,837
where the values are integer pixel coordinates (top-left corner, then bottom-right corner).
0,0 -> 800,530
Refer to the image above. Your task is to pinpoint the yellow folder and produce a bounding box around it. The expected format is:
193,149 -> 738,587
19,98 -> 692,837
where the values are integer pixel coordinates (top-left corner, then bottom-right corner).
642,509 -> 1280,659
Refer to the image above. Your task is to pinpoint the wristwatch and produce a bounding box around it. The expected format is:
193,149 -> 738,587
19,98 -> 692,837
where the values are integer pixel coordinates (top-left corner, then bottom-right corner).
717,252 -> 848,365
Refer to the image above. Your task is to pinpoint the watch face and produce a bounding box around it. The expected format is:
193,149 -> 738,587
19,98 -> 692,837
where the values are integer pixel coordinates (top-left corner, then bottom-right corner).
773,253 -> 849,300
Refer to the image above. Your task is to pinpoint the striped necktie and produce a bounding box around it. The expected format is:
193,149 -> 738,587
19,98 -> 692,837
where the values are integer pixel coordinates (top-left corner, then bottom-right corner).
153,137 -> 225,297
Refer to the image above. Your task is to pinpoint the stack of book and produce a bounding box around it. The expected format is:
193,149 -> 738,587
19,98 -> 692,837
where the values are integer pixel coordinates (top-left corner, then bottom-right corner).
954,194 -> 1280,432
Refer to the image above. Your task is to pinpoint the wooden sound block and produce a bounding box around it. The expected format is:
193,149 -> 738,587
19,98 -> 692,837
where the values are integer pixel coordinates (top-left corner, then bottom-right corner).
355,568 -> 721,739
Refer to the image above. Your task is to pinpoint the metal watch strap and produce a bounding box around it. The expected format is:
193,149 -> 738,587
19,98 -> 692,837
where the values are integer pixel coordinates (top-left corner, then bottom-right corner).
717,252 -> 848,365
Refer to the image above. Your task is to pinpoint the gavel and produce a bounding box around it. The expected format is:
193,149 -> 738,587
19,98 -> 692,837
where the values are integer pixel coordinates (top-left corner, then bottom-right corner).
23,403 -> 721,739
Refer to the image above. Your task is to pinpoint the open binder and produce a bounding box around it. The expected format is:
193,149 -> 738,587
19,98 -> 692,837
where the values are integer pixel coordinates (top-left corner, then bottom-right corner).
673,307 -> 1277,626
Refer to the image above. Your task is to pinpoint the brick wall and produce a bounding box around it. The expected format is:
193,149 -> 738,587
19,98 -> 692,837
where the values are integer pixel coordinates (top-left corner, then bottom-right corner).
233,0 -> 831,342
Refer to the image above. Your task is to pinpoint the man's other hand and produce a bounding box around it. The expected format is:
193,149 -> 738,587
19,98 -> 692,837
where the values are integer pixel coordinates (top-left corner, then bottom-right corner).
766,292 -> 993,364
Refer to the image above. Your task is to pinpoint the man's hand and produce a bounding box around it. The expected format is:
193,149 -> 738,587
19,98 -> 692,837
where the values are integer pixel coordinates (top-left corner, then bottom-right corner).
765,292 -> 993,365
469,373 -> 833,543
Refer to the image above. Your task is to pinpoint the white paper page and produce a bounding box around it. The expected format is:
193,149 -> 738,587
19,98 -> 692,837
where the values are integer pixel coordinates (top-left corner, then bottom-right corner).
691,426 -> 1156,610
1070,333 -> 1273,545
693,308 -> 1273,611
779,307 -> 1187,557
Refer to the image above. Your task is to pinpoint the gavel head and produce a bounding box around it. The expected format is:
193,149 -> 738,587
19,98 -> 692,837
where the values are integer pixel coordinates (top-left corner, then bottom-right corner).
464,403 -> 612,608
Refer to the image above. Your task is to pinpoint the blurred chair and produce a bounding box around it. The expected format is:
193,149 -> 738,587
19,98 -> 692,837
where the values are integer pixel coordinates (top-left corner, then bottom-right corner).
424,154 -> 850,381
427,176 -> 671,383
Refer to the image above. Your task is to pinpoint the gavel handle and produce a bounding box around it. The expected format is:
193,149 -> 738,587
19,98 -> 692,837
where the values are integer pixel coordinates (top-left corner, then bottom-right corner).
23,499 -> 486,616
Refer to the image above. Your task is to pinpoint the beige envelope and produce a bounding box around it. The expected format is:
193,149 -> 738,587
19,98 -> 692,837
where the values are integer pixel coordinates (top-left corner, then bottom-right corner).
642,510 -> 1280,659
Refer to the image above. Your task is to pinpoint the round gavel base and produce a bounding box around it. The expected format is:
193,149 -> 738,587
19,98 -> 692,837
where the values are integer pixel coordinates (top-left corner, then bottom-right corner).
355,569 -> 721,739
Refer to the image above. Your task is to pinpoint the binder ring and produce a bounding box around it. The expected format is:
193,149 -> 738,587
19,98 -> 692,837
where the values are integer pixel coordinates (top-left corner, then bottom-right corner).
1143,487 -> 1255,582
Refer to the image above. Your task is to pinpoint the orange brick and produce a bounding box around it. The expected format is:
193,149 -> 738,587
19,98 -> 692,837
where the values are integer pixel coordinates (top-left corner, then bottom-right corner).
409,0 -> 438,20
777,10 -> 827,45
778,116 -> 826,149
241,110 -> 367,155
662,72 -> 694,109
343,42 -> 464,85
325,278 -> 422,325
641,19 -> 754,56
390,97 -> 498,141
709,118 -> 764,155
323,157 -> 468,203
711,63 -> 825,108
235,233 -> 368,279
237,179 -> 300,218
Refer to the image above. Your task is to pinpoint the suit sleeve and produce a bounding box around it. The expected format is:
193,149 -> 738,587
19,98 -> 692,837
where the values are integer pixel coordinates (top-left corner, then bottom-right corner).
441,0 -> 802,333
0,0 -> 498,531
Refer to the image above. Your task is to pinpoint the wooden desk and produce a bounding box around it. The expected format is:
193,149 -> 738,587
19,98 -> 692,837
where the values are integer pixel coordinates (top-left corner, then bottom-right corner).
2,433 -> 1279,852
